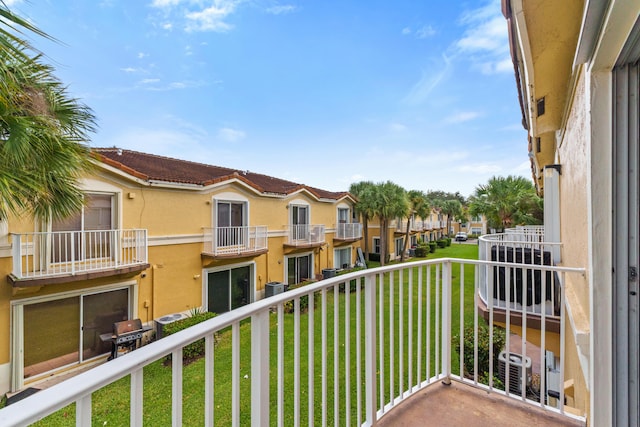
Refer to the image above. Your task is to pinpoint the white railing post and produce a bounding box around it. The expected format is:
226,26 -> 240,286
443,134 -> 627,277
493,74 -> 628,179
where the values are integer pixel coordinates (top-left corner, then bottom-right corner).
76,394 -> 91,426
12,234 -> 22,278
251,310 -> 270,426
70,231 -> 76,275
441,261 -> 452,385
364,273 -> 377,426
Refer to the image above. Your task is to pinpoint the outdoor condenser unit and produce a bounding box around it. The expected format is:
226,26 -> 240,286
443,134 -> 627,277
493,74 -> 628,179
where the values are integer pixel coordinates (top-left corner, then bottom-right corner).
498,351 -> 532,395
265,282 -> 286,298
154,312 -> 187,340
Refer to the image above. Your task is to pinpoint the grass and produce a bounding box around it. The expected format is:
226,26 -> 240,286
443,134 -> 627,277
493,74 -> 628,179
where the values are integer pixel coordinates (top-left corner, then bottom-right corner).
29,243 -> 479,426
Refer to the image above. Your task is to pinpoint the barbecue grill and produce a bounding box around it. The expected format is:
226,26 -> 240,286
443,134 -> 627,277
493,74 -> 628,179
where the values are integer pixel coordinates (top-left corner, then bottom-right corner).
100,318 -> 151,359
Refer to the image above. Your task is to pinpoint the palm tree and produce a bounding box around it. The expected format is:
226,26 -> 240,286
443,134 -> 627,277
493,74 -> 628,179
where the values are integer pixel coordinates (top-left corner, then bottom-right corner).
373,181 -> 408,266
441,199 -> 463,236
0,4 -> 96,221
468,175 -> 542,230
400,189 -> 427,262
349,181 -> 376,262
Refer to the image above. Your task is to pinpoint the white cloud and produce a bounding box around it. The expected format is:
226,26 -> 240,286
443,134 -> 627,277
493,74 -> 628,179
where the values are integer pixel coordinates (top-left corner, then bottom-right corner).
137,52 -> 148,59
445,111 -> 482,124
218,127 -> 246,142
185,1 -> 240,33
402,27 -> 411,35
454,0 -> 511,74
151,0 -> 184,7
162,22 -> 173,30
456,163 -> 502,174
267,5 -> 296,15
389,122 -> 407,132
121,67 -> 142,73
416,25 -> 435,39
403,55 -> 451,105
140,78 -> 160,84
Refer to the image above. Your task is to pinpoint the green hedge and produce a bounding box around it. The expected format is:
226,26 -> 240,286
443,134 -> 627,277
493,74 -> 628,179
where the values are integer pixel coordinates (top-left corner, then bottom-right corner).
455,323 -> 505,389
163,311 -> 217,362
428,242 -> 437,253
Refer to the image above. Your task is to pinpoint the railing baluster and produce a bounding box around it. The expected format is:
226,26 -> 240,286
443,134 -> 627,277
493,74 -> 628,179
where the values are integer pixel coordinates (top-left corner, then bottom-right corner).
131,368 -> 143,427
205,334 -> 215,427
333,283 -> 339,427
321,288 -> 327,427
172,349 -> 183,427
277,303 -> 284,427
399,268 -> 404,397
294,298 -> 301,427
308,292 -> 315,427
345,279 -> 351,427
231,322 -> 240,427
389,270 -> 394,404
356,278 -> 362,426
378,272 -> 385,414
76,394 -> 91,426
364,273 -> 377,426
417,266 -> 423,386
252,310 -> 270,427
441,261 -> 451,384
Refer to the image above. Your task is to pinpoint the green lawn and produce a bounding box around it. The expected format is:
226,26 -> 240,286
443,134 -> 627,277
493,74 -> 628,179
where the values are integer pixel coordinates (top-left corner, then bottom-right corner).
31,243 -> 479,426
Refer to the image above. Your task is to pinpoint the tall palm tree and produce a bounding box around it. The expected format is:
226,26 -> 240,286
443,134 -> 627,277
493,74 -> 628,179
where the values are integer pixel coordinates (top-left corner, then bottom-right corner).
0,4 -> 95,221
349,181 -> 376,262
373,181 -> 408,266
441,199 -> 463,236
468,175 -> 542,230
400,189 -> 427,262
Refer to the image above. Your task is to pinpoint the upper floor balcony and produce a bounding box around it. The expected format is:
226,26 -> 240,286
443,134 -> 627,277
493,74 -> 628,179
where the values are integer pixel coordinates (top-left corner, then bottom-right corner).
284,224 -> 325,248
202,226 -> 268,259
334,222 -> 362,242
9,229 -> 148,287
478,226 -> 563,331
0,257 -> 585,426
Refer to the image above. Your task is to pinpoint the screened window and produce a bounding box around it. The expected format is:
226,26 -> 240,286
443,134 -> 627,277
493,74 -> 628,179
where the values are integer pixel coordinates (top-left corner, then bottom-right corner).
373,237 -> 380,254
337,208 -> 349,224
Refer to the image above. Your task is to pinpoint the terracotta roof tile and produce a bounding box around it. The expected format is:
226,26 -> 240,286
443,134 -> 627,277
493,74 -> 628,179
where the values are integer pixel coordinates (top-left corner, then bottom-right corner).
93,148 -> 348,200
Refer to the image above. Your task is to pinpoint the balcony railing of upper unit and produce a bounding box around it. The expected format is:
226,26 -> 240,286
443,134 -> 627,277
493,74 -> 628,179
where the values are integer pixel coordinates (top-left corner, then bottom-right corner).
288,224 -> 325,245
335,222 -> 362,240
202,226 -> 268,256
478,227 -> 562,319
0,257 -> 585,427
11,229 -> 148,280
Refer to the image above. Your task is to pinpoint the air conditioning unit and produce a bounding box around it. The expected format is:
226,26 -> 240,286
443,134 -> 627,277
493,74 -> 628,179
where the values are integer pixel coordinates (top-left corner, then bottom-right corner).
154,312 -> 187,340
498,351 -> 532,394
265,282 -> 286,298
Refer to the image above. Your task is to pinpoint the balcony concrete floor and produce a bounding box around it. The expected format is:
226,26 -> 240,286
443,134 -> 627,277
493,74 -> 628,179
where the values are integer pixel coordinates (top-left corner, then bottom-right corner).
376,381 -> 585,427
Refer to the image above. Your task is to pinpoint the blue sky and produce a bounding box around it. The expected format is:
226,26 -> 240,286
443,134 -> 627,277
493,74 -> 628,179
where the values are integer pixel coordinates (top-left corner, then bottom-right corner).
8,0 -> 528,197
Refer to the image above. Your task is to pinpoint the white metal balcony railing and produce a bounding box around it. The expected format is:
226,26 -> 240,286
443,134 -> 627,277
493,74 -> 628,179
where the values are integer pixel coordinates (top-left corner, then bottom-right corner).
11,229 -> 148,280
335,222 -> 362,240
288,224 -> 325,245
478,227 -> 562,318
0,257 -> 585,427
202,226 -> 268,256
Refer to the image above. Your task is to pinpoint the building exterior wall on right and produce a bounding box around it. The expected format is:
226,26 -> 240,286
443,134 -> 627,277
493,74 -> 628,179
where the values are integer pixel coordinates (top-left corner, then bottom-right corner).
504,0 -> 640,425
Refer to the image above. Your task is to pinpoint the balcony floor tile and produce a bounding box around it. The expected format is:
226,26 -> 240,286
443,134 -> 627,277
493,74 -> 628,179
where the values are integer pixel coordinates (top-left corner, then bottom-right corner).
376,381 -> 584,427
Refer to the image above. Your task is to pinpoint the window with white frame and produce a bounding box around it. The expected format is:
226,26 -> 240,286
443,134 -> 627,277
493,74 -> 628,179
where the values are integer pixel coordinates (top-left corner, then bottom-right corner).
291,204 -> 309,240
286,253 -> 313,285
471,227 -> 482,235
216,200 -> 247,246
337,207 -> 349,224
373,237 -> 380,254
206,263 -> 252,315
335,247 -> 351,269
410,235 -> 417,247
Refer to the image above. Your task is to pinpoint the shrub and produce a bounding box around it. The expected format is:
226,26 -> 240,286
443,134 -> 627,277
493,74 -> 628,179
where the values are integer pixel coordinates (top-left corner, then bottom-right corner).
445,237 -> 452,246
437,239 -> 447,248
454,322 -> 506,387
428,242 -> 437,253
163,311 -> 217,362
414,244 -> 429,257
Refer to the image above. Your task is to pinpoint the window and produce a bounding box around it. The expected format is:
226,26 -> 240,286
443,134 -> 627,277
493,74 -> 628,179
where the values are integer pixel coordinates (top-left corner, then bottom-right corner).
335,247 -> 351,269
291,205 -> 309,240
216,201 -> 246,246
395,237 -> 404,257
410,235 -> 417,247
287,254 -> 312,285
373,237 -> 380,254
207,265 -> 252,315
15,286 -> 131,385
52,193 -> 115,262
337,207 -> 349,224
471,227 -> 483,235
472,215 -> 482,222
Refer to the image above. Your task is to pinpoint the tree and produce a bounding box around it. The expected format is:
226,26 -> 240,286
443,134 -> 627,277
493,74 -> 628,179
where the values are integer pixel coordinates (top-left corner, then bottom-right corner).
373,181 -> 408,266
441,199 -> 464,236
468,175 -> 542,230
425,190 -> 466,236
400,189 -> 427,262
0,4 -> 96,221
349,181 -> 376,261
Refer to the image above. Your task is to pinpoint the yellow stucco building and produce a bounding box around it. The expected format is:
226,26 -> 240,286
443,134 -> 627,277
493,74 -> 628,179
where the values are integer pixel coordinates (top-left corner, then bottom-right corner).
0,148 -> 361,394
503,0 -> 640,424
